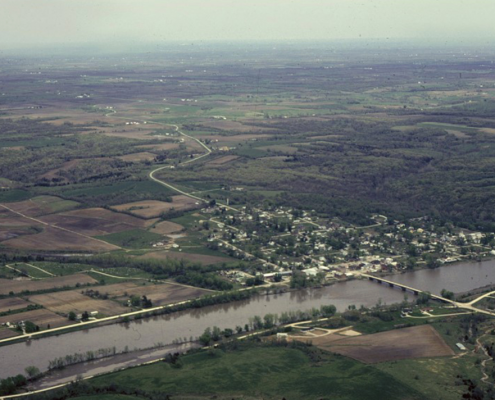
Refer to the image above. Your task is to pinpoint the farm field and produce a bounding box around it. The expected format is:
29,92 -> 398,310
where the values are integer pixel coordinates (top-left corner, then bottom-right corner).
90,281 -> 211,305
0,274 -> 97,295
39,208 -> 153,236
28,291 -> 127,316
0,308 -> 71,330
0,297 -> 32,313
2,225 -> 119,252
314,325 -> 454,364
0,327 -> 19,339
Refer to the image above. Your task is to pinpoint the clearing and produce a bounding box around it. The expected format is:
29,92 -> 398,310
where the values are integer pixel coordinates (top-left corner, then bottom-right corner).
111,196 -> 199,219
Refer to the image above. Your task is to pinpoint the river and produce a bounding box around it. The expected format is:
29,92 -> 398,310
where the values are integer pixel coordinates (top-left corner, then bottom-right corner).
1,258 -> 494,378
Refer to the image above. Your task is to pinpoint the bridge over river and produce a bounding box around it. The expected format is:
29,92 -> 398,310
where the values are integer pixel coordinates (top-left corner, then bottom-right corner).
361,273 -> 495,317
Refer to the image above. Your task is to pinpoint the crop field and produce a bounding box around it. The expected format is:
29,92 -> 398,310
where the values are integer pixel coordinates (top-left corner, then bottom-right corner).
313,325 -> 454,364
91,281 -> 210,305
0,308 -> 71,330
28,291 -> 127,316
3,225 -> 119,252
111,196 -> 200,218
0,297 -> 32,313
39,208 -> 152,236
0,328 -> 19,339
0,274 -> 97,295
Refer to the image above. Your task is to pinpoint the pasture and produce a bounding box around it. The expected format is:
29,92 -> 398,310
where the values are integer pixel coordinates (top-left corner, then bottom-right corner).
111,196 -> 199,218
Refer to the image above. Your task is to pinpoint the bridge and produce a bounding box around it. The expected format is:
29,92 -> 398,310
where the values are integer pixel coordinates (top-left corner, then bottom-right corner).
360,273 -> 457,305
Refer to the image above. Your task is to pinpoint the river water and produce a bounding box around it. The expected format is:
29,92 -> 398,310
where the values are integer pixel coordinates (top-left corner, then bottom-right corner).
1,258 -> 494,377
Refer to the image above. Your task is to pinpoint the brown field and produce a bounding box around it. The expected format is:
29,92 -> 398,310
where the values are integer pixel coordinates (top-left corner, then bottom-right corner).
118,152 -> 156,162
149,221 -> 184,235
142,251 -> 230,265
0,328 -> 19,339
0,274 -> 97,295
92,281 -> 210,306
207,155 -> 240,166
112,196 -> 199,218
3,225 -> 119,252
0,297 -> 32,313
313,325 -> 454,364
39,207 -> 150,236
0,308 -> 72,330
29,291 -> 127,316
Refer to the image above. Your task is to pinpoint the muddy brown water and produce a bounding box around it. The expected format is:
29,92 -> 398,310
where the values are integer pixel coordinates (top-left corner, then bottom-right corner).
1,259 -> 494,378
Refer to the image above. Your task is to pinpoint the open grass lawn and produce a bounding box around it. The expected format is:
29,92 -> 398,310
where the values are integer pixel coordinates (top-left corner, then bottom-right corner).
97,229 -> 163,249
91,346 -> 425,400
376,354 -> 482,400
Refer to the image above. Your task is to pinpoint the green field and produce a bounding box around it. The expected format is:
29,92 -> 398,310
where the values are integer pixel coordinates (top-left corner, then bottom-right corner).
90,345 -> 425,400
0,189 -> 31,202
97,229 -> 163,249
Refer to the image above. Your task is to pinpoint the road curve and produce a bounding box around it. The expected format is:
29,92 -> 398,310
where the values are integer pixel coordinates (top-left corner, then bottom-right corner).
148,124 -> 238,212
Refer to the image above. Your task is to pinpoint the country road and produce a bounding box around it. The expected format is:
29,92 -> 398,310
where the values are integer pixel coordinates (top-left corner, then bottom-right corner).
148,123 -> 238,212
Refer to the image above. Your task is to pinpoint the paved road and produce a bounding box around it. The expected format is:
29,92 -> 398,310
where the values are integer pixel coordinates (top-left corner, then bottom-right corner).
148,124 -> 238,212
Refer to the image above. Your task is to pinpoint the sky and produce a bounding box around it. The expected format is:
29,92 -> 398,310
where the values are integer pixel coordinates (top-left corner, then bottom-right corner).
1,0 -> 495,49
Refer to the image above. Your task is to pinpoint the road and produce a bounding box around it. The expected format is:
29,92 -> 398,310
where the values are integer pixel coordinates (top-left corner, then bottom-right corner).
148,124 -> 238,212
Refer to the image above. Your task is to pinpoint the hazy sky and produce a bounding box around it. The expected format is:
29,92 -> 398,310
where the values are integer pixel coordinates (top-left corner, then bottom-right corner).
1,0 -> 494,48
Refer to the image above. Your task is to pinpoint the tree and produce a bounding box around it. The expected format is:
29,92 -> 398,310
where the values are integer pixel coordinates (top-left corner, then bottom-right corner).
68,311 -> 76,321
320,304 -> 337,317
211,326 -> 222,341
417,291 -> 431,305
24,321 -> 39,333
441,289 -> 454,300
24,366 -> 40,379
199,328 -> 212,346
